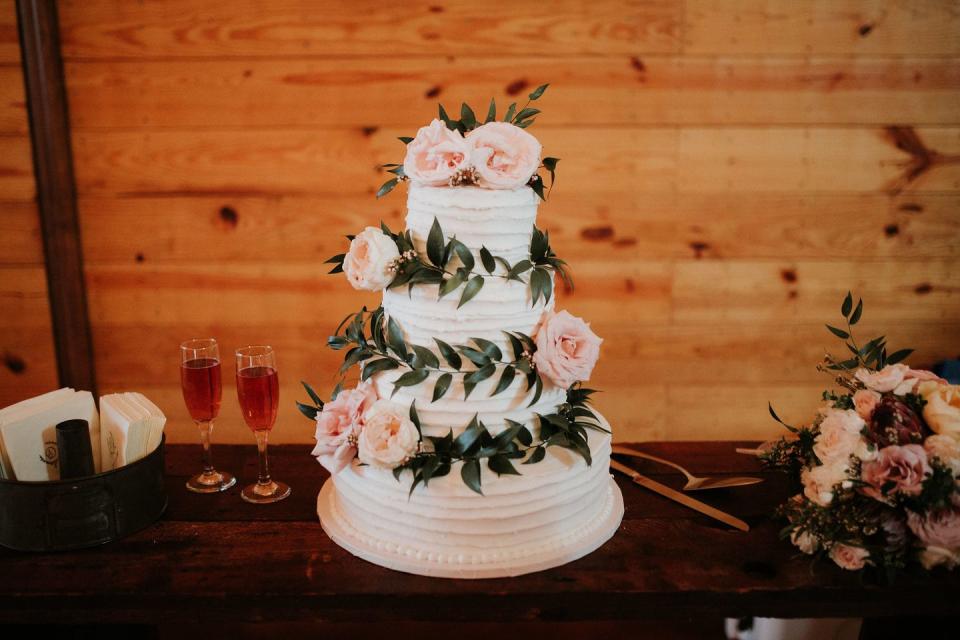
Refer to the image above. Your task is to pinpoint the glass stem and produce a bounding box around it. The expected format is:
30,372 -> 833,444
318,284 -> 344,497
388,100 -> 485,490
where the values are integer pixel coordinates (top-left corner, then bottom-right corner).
255,430 -> 271,486
198,420 -> 215,474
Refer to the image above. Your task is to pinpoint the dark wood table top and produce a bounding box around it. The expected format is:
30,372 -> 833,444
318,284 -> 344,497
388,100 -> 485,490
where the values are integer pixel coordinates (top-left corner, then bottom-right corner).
0,441 -> 957,624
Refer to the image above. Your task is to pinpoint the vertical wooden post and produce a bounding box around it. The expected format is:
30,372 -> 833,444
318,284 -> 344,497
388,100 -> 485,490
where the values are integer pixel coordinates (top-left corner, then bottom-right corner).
16,0 -> 96,395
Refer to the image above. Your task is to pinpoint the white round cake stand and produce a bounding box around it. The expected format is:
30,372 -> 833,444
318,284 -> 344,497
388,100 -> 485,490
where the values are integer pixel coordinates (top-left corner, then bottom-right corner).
316,476 -> 624,579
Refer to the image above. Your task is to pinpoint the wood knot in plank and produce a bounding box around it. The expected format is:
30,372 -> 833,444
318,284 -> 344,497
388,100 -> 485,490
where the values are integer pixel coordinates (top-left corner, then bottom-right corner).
914,283 -> 933,295
505,78 -> 529,96
3,353 -> 25,374
780,268 -> 797,284
883,126 -> 960,196
361,126 -> 379,137
884,223 -> 899,237
581,225 -> 614,241
424,85 -> 442,99
689,241 -> 710,259
219,206 -> 239,227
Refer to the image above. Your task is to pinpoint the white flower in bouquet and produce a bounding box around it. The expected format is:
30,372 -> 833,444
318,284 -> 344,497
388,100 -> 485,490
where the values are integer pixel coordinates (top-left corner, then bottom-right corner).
790,529 -> 820,555
918,381 -> 960,438
813,409 -> 875,463
924,434 -> 960,478
855,364 -> 909,393
853,389 -> 881,420
829,543 -> 870,570
342,227 -> 401,292
801,461 -> 849,507
357,400 -> 419,469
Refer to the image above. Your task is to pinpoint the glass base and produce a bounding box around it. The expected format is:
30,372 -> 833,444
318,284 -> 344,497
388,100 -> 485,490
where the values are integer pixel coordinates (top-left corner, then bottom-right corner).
241,479 -> 291,504
186,470 -> 236,493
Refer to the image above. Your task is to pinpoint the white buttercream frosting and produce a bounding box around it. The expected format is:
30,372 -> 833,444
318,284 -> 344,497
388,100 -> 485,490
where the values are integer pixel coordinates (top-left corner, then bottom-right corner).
318,421 -> 623,578
318,182 -> 621,578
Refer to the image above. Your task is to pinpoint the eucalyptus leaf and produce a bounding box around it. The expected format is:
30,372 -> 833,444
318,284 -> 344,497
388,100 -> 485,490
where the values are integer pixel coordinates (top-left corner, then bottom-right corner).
387,316 -> 408,359
361,358 -> 399,381
523,446 -> 546,465
453,416 -> 484,455
528,83 -> 549,100
491,365 -> 516,396
513,107 -> 540,123
842,291 -> 853,317
507,259 -> 532,280
461,459 -> 482,495
297,401 -> 318,420
503,102 -> 517,122
825,324 -> 850,340
471,337 -> 502,361
452,239 -> 475,271
439,271 -> 466,298
434,338 -> 462,369
458,275 -> 484,308
391,369 -> 429,396
460,103 -> 477,129
410,344 -> 440,370
485,97 -> 496,123
459,346 -> 491,368
427,217 -> 444,267
504,331 -> 524,360
398,136 -> 414,144
376,178 -> 399,199
885,348 -> 914,365
849,299 -> 863,325
432,372 -> 453,402
409,400 -> 421,433
301,380 -> 324,408
488,455 -> 520,476
479,246 -> 495,273
463,364 -> 496,398
527,375 -> 544,407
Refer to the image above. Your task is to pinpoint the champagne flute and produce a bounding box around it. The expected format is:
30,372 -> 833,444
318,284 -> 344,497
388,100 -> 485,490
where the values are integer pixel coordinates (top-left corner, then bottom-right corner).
235,345 -> 290,504
180,338 -> 236,493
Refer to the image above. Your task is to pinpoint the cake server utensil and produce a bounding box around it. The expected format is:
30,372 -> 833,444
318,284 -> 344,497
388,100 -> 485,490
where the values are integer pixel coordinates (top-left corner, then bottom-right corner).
610,459 -> 750,532
612,444 -> 763,491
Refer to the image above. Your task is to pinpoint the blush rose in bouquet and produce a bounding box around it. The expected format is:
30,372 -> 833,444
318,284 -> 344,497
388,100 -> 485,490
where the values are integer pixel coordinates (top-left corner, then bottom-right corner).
761,293 -> 959,581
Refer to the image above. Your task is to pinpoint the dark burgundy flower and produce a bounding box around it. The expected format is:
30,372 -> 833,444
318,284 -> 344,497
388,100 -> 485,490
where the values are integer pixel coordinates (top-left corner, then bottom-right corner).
868,396 -> 927,447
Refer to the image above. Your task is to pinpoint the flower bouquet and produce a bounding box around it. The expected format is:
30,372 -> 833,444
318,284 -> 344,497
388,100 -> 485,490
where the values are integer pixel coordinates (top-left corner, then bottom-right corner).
762,293 -> 959,579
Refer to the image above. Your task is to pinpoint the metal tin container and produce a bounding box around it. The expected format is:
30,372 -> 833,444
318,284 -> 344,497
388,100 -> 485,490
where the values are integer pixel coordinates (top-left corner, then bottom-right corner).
0,436 -> 167,551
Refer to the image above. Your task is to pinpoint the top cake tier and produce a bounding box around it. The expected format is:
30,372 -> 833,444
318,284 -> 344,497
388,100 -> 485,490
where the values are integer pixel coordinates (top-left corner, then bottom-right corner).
405,184 -> 539,265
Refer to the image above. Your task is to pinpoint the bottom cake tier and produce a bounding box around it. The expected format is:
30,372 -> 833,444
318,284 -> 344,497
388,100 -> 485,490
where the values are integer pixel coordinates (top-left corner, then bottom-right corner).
316,414 -> 624,579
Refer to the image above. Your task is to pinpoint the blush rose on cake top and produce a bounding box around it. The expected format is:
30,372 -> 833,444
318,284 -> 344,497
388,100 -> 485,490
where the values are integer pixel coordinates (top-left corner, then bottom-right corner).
299,84 -> 609,495
762,292 -> 960,579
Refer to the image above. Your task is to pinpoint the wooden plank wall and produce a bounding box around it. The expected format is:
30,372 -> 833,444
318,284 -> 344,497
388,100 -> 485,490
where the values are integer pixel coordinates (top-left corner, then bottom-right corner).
0,1 -> 58,408
47,0 -> 960,444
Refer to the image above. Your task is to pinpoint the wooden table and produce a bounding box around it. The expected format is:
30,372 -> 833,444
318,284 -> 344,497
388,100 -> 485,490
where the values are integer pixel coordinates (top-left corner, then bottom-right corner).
1,442 -> 957,632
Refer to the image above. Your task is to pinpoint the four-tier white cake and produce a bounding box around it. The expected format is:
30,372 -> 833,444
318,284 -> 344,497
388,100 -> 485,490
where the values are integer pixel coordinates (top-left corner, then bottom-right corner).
308,92 -> 624,578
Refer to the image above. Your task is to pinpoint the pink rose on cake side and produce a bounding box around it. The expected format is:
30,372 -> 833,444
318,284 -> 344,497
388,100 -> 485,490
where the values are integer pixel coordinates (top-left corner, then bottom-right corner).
311,382 -> 378,474
357,400 -> 419,469
343,227 -> 400,292
860,444 -> 931,502
533,310 -> 602,390
467,121 -> 541,189
829,544 -> 871,571
402,119 -> 472,186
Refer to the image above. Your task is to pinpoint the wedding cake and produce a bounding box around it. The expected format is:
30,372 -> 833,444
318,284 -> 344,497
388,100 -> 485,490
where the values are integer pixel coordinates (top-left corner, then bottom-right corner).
303,85 -> 624,578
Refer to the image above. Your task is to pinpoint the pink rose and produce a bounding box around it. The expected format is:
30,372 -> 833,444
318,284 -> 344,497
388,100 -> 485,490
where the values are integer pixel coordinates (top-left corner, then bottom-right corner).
801,461 -> 849,506
356,400 -> 419,469
907,507 -> 960,550
343,227 -> 401,292
467,121 -> 541,189
829,543 -> 870,571
861,444 -> 931,502
814,409 -> 867,464
532,310 -> 602,390
402,119 -> 472,186
855,364 -> 908,393
853,389 -> 881,420
311,382 -> 377,474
